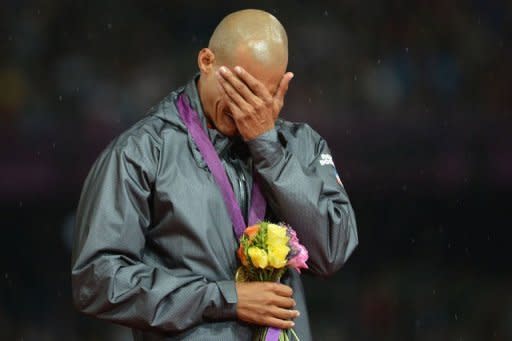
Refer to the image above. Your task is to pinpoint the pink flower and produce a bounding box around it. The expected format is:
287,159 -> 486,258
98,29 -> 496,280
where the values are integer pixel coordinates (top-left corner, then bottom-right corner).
286,226 -> 309,273
288,245 -> 309,273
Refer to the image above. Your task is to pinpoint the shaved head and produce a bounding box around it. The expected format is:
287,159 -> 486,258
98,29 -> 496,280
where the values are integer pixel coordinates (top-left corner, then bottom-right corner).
208,9 -> 288,68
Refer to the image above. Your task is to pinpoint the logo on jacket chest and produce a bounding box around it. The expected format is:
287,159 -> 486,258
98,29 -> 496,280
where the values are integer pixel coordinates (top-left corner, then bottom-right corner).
319,153 -> 334,166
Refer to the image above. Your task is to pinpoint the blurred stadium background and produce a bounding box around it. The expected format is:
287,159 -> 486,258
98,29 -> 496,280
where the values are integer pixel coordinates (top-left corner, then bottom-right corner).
1,1 -> 510,340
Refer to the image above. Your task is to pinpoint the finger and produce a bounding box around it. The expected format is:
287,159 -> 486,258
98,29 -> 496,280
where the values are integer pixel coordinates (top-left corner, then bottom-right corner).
217,71 -> 251,111
217,82 -> 244,120
263,316 -> 296,330
234,66 -> 272,102
222,93 -> 244,121
271,307 -> 300,321
272,295 -> 296,309
266,282 -> 293,297
274,72 -> 294,102
218,66 -> 261,107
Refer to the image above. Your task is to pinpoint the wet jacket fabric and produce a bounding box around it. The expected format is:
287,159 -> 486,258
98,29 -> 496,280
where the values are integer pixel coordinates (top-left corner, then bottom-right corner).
71,75 -> 358,340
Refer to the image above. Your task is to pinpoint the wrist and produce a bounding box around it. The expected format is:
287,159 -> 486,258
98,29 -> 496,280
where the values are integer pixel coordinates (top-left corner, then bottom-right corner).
243,123 -> 275,142
246,128 -> 284,167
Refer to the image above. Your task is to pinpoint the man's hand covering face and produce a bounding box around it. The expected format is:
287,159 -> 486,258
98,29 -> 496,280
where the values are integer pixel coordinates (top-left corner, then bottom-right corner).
216,65 -> 294,141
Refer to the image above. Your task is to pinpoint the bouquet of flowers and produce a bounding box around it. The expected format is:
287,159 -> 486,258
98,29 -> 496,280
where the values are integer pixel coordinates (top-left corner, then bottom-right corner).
236,221 -> 309,341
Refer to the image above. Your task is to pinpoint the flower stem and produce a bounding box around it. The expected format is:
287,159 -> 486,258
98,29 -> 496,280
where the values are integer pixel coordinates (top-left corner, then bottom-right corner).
289,328 -> 300,341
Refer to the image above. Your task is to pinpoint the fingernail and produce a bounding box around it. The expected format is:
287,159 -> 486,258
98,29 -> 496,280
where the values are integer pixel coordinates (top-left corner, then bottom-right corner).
234,66 -> 242,73
291,322 -> 295,327
289,72 -> 294,79
296,311 -> 301,317
219,66 -> 228,74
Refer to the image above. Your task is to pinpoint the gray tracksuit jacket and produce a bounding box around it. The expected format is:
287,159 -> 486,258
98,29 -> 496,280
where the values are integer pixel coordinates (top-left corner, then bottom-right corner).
71,75 -> 358,340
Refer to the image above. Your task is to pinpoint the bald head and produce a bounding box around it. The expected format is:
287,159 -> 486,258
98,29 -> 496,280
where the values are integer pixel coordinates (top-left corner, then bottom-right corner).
208,9 -> 288,68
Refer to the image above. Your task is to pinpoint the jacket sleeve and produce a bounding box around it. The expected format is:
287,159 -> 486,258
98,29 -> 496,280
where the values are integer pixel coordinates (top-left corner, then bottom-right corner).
247,125 -> 358,276
71,134 -> 237,333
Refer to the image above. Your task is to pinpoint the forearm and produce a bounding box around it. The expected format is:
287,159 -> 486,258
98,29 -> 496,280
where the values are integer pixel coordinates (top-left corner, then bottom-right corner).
247,128 -> 358,276
72,253 -> 238,332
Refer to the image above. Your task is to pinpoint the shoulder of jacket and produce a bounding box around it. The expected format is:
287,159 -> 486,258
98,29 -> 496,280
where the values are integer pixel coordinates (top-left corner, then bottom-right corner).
276,119 -> 323,144
108,89 -> 186,153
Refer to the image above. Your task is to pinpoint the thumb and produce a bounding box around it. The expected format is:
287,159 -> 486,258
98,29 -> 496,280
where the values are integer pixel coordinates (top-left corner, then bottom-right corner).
274,72 -> 294,101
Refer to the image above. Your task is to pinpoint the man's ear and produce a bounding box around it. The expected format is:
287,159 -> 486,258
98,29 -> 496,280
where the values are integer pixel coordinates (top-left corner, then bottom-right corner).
198,48 -> 216,73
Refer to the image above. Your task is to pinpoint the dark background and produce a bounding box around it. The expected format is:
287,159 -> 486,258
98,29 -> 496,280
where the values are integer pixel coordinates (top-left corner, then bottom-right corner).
1,1 -> 511,340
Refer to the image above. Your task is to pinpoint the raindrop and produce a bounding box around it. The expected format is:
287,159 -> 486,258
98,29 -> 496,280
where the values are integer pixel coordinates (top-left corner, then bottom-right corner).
5,273 -> 8,279
377,59 -> 381,64
107,23 -> 112,30
324,10 -> 329,16
19,201 -> 23,208
308,97 -> 312,103
76,87 -> 80,93
432,289 -> 436,295
454,313 -> 458,321
52,142 -> 56,149
353,75 -> 357,81
58,95 -> 63,102
405,47 -> 409,53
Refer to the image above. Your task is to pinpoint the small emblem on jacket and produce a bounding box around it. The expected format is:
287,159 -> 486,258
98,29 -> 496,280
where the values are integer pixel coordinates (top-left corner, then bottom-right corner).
319,153 -> 334,166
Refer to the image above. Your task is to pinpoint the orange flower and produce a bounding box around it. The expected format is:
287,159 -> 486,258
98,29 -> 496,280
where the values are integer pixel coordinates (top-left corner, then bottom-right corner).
245,225 -> 260,241
237,244 -> 248,266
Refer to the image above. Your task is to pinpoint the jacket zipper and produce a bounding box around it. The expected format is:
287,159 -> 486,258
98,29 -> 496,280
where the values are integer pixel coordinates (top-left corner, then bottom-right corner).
233,161 -> 248,224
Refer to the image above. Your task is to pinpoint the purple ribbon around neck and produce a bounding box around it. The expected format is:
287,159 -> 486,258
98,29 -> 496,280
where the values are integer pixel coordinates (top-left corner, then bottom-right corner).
176,94 -> 282,340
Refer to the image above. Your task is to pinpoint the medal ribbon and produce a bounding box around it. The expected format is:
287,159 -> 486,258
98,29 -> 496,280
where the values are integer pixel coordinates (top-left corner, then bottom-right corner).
176,93 -> 281,341
176,93 -> 266,236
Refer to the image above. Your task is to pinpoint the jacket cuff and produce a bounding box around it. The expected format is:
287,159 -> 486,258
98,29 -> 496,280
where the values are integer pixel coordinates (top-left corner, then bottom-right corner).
246,128 -> 284,167
214,280 -> 238,319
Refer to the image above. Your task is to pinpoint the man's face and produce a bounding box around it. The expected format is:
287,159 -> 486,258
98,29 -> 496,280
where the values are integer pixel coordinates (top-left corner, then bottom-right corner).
200,48 -> 286,137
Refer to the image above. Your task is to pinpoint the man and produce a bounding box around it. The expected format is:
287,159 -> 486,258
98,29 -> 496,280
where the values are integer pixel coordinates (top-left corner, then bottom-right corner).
72,9 -> 358,341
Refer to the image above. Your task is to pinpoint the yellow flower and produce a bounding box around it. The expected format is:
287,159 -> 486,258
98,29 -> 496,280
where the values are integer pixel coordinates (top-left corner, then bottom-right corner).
268,244 -> 290,268
248,247 -> 268,269
266,224 -> 289,249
